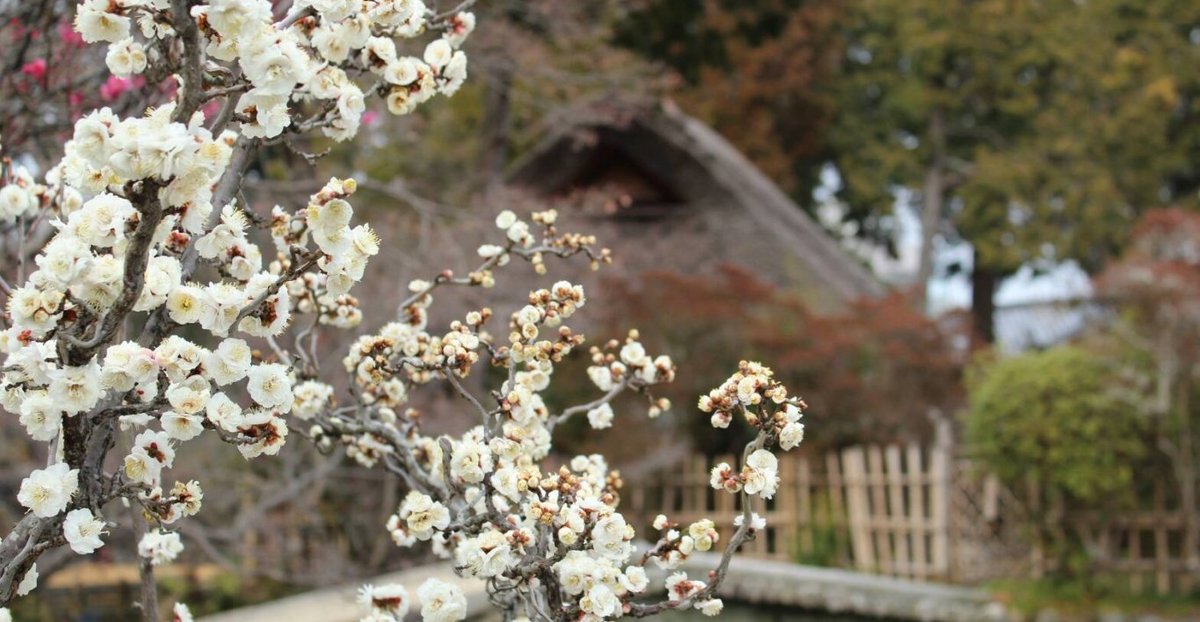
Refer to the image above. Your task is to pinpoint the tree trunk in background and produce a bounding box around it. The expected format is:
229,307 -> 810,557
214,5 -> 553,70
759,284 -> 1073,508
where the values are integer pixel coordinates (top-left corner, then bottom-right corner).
971,250 -> 998,344
915,108 -> 946,309
1174,378 -> 1199,577
130,507 -> 160,622
480,54 -> 514,191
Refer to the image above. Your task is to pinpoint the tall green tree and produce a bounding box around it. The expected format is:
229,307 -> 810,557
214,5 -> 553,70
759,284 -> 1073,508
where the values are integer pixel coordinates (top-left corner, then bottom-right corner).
828,0 -> 1200,340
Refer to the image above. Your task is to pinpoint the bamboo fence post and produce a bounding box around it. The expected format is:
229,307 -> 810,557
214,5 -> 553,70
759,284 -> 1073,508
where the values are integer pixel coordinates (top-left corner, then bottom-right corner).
886,445 -> 911,578
798,457 -> 814,554
906,444 -> 928,580
826,451 -> 851,566
866,446 -> 893,574
930,443 -> 950,579
843,446 -> 874,571
774,454 -> 799,560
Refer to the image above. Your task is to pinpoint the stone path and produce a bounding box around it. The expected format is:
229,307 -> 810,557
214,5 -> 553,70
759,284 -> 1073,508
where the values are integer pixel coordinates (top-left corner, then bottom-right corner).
198,563 -> 488,622
683,554 -> 1005,622
201,553 -> 1005,622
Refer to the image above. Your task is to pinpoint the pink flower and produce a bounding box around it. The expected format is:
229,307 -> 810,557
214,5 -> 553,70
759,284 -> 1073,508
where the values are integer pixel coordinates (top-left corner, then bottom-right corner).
21,59 -> 47,81
162,77 -> 179,100
362,109 -> 381,127
8,19 -> 27,41
57,22 -> 84,47
100,76 -> 132,101
201,100 -> 222,122
69,92 -> 87,122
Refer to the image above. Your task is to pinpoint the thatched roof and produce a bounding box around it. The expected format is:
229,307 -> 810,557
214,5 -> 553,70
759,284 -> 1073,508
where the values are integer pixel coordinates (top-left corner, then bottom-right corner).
507,101 -> 883,302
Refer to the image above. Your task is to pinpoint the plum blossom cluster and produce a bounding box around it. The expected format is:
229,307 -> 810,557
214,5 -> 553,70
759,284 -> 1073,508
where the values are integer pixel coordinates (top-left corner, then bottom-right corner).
0,0 -> 474,609
640,515 -> 721,571
705,362 -> 806,500
1,158 -> 376,590
299,215 -> 810,622
2,2 -> 811,620
357,578 -> 467,622
0,145 -> 49,225
75,0 -> 473,141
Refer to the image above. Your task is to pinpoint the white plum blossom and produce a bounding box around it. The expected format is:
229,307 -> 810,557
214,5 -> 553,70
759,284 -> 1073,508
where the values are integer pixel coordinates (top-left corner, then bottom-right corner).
0,4 -> 806,617
734,513 -> 768,531
580,584 -> 621,618
138,530 -> 183,566
101,342 -> 160,392
204,338 -> 252,386
666,572 -> 705,603
204,392 -> 244,432
423,39 -> 453,69
166,376 -> 210,415
155,337 -> 205,383
236,409 -> 290,458
105,37 -> 147,76
18,464 -> 79,518
246,363 -> 294,411
16,564 -> 37,597
0,0 -> 483,605
237,91 -> 292,139
455,529 -> 513,578
63,509 -> 106,554
623,566 -> 650,593
395,492 -> 450,541
0,184 -> 36,223
358,583 -> 411,620
162,411 -> 205,441
698,599 -> 725,616
48,362 -> 103,414
75,0 -> 131,42
591,513 -> 633,560
18,394 -> 64,441
417,578 -> 467,622
134,429 -> 177,469
780,421 -> 805,450
743,449 -> 779,499
449,440 -> 493,484
124,450 -> 163,487
587,403 -> 614,429
292,380 -> 334,419
444,12 -> 476,48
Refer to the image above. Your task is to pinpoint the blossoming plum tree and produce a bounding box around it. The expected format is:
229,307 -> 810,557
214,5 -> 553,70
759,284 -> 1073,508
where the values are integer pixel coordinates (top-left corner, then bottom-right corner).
0,2 -> 807,622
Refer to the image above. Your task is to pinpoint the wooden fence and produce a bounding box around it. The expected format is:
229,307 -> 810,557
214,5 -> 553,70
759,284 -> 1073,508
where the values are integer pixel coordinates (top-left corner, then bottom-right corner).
623,440 -> 958,581
622,440 -> 1195,594
1061,484 -> 1195,595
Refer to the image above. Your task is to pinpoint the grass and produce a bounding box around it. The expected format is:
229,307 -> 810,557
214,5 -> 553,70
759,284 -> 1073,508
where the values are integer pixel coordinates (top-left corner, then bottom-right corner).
989,577 -> 1200,619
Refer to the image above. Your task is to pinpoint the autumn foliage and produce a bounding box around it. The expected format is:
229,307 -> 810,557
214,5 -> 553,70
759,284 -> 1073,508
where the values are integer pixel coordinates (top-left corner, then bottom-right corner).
584,267 -> 964,455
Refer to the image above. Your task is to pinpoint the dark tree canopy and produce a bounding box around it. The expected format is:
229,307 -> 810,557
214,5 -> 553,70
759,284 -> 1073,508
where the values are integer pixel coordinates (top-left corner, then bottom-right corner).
615,0 -> 842,200
830,0 -> 1200,275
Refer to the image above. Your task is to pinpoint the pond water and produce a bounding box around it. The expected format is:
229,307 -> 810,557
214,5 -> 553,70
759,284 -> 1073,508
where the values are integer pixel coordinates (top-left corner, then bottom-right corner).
655,602 -> 882,622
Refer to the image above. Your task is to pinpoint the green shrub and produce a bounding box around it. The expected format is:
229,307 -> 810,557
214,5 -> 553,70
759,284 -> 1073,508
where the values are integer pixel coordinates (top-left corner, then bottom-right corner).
965,345 -> 1146,583
966,345 -> 1144,505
